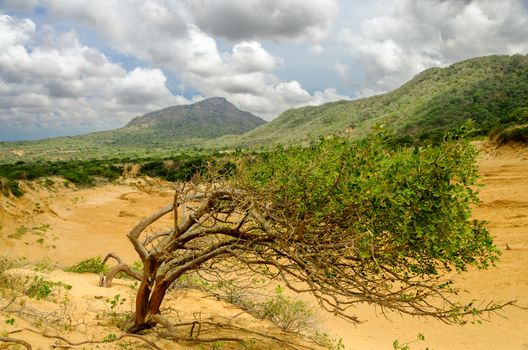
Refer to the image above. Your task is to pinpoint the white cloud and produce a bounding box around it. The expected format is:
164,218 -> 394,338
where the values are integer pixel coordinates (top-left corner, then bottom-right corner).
230,41 -> 279,73
40,1 -> 346,120
0,14 -> 190,136
340,0 -> 528,95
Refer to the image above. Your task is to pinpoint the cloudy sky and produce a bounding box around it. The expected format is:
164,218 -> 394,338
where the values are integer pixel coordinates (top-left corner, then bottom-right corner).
1,0 -> 528,140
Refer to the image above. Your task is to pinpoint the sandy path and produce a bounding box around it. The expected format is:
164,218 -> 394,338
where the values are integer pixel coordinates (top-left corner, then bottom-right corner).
0,146 -> 527,349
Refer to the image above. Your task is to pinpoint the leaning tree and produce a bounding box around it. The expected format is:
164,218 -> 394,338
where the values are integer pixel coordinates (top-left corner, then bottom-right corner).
100,131 -> 510,335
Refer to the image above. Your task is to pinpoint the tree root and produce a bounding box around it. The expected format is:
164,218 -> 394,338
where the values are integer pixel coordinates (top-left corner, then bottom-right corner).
99,252 -> 142,287
0,336 -> 32,349
8,328 -> 163,350
152,318 -> 318,350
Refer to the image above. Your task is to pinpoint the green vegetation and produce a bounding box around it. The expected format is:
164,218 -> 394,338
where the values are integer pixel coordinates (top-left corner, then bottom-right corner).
1,55 -> 526,164
239,128 -> 498,274
261,286 -> 314,333
493,124 -> 528,145
123,96 -> 266,141
137,154 -> 211,181
0,158 -> 122,187
7,226 -> 29,239
226,54 -> 528,147
65,256 -> 108,274
25,275 -> 72,300
0,178 -> 23,197
105,128 -> 507,338
0,153 -> 218,196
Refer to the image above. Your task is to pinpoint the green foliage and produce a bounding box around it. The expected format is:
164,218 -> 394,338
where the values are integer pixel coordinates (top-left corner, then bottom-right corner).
65,256 -> 108,274
4,316 -> 15,326
138,155 -> 209,181
33,258 -> 55,272
494,124 -> 528,145
0,178 -> 23,197
393,333 -> 431,350
25,275 -> 72,300
0,158 -> 123,188
103,333 -> 118,342
238,130 -> 499,275
100,293 -> 132,329
231,54 -> 528,147
0,152 -> 227,196
104,293 -> 127,312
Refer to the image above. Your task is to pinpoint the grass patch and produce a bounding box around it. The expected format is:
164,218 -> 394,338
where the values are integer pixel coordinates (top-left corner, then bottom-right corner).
7,226 -> 29,239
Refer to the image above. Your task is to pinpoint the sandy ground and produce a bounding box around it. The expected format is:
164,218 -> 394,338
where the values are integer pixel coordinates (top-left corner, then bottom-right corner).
0,144 -> 527,349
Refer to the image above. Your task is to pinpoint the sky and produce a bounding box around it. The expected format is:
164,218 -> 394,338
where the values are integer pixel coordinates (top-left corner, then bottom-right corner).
1,0 -> 528,141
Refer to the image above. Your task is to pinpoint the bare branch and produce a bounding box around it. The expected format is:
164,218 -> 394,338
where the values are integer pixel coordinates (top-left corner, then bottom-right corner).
0,336 -> 32,349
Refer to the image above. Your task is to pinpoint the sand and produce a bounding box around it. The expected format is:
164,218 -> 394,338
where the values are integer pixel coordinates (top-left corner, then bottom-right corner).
0,144 -> 527,349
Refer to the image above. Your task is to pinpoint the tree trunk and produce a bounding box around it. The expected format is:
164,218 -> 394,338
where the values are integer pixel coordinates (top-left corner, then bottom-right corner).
127,257 -> 171,333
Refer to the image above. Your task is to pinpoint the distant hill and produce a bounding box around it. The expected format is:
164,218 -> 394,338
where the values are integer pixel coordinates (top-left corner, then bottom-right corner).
2,55 -> 527,164
125,97 -> 266,137
225,54 -> 528,147
82,97 -> 266,148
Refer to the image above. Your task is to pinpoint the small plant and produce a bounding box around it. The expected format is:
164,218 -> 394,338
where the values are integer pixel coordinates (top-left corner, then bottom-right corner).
7,225 -> 28,239
101,293 -> 132,329
312,332 -> 345,350
66,256 -> 108,274
36,238 -> 44,245
393,333 -> 430,350
103,333 -> 118,342
25,276 -> 72,300
44,178 -> 54,188
260,286 -> 315,333
31,224 -> 50,235
5,316 -> 15,326
1,179 -> 23,197
33,258 -> 54,272
105,293 -> 126,311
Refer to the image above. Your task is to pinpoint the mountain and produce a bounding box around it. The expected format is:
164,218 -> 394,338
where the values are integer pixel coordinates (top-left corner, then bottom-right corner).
2,55 -> 527,164
79,97 -> 267,148
125,97 -> 266,138
225,54 -> 528,147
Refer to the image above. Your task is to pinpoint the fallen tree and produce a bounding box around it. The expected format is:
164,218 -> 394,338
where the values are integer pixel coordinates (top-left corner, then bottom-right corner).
101,130 -> 510,336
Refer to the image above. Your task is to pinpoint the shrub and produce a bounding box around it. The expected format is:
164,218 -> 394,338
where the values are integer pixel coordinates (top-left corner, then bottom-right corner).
260,286 -> 314,333
65,256 -> 108,274
0,179 -> 23,197
495,125 -> 528,145
25,275 -> 72,300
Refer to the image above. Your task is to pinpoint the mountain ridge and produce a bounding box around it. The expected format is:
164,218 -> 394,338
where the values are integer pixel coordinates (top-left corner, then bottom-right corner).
77,97 -> 267,147
220,54 -> 528,148
1,55 -> 527,163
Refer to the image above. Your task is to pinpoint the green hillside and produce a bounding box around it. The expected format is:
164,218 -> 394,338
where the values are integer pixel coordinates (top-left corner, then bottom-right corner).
82,97 -> 266,147
222,54 -> 528,147
0,97 -> 266,163
1,55 -> 527,164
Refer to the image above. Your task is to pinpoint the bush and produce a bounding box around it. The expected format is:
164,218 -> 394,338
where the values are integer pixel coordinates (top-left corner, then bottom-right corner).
25,275 -> 72,300
65,256 -> 108,274
495,125 -> 528,145
0,178 -> 23,197
261,286 -> 314,333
